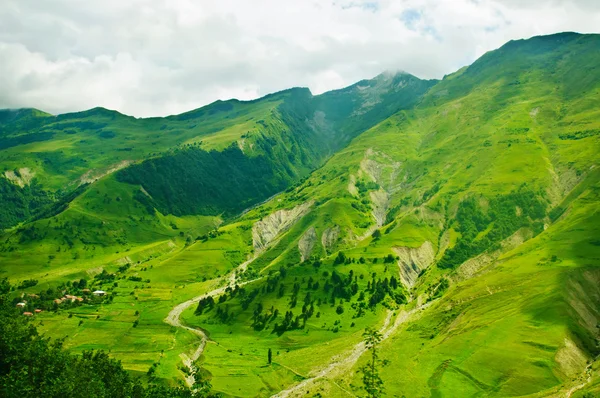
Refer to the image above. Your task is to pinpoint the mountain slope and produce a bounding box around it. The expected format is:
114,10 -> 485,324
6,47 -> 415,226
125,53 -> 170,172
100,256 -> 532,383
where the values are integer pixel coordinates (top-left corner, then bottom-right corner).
0,73 -> 434,231
173,32 -> 599,396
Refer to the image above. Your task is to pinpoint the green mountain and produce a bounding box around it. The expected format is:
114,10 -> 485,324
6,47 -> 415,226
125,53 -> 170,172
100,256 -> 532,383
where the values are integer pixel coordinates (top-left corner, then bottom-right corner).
0,32 -> 599,397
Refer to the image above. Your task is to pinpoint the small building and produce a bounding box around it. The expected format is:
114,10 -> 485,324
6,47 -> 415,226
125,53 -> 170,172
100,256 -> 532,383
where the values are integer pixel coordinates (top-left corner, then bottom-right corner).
82,289 -> 91,293
76,297 -> 84,302
53,298 -> 63,304
16,302 -> 26,308
92,290 -> 106,296
23,312 -> 33,316
34,309 -> 42,313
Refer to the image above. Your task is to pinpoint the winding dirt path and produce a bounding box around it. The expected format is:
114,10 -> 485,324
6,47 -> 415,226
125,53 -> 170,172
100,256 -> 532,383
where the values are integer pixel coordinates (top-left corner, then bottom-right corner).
164,257 -> 258,386
271,301 -> 434,398
565,362 -> 593,398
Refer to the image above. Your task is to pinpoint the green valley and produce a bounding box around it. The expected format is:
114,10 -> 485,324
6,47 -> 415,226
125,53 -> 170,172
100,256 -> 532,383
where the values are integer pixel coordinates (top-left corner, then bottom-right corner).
1,32 -> 599,398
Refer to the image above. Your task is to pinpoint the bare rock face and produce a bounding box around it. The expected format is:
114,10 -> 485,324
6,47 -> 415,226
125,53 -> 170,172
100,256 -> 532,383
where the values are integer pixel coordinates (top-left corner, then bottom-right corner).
4,167 -> 35,187
252,201 -> 312,252
321,225 -> 340,253
298,227 -> 317,262
393,241 -> 435,288
369,189 -> 389,227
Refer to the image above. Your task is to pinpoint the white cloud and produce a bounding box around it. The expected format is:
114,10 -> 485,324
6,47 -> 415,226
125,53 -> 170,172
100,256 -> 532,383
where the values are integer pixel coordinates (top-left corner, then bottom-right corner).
0,0 -> 598,116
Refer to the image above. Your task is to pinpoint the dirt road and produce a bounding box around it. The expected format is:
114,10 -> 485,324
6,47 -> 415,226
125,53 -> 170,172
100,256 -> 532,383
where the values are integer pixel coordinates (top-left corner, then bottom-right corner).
164,257 -> 258,386
565,362 -> 593,398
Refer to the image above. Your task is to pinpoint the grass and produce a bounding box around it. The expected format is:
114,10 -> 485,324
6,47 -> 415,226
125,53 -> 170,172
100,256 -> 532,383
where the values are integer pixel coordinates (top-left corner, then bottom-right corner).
179,259 -> 392,397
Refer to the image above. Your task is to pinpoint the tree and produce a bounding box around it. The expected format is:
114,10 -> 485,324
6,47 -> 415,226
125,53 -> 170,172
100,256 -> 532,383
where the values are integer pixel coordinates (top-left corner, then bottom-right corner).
361,327 -> 384,398
0,278 -> 9,295
191,369 -> 212,397
334,251 -> 346,265
268,348 -> 272,364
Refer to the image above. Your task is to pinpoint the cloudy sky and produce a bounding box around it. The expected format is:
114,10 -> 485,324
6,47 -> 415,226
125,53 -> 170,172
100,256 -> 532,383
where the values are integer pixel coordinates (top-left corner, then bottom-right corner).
1,0 -> 599,117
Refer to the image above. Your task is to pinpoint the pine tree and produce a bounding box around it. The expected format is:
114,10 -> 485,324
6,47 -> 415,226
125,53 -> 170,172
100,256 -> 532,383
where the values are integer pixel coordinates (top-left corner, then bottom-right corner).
361,327 -> 384,398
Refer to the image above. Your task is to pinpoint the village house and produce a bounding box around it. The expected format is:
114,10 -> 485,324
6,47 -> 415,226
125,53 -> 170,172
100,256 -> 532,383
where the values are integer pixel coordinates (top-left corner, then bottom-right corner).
92,290 -> 106,296
23,312 -> 33,317
16,302 -> 26,308
64,294 -> 78,302
34,309 -> 42,313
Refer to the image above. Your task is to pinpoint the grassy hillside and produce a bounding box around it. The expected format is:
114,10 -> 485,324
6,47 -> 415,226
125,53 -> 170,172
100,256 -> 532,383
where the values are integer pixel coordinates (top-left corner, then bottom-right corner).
0,73 -> 434,231
0,32 -> 598,397
246,31 -> 599,397
176,32 -> 599,396
0,67 -> 435,392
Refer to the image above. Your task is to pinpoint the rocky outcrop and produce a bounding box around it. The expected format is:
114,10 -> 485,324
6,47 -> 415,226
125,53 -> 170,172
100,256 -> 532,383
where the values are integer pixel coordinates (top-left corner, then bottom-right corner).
80,160 -> 132,185
298,227 -> 317,262
393,241 -> 435,288
370,189 -> 389,227
252,201 -> 312,252
359,148 -> 402,193
456,228 -> 534,280
348,174 -> 358,197
4,167 -> 35,187
321,225 -> 340,253
555,338 -> 588,379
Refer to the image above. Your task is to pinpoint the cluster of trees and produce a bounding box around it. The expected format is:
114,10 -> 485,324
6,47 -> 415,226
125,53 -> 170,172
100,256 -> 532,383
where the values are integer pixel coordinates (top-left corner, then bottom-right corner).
0,177 -> 53,230
271,309 -> 309,335
350,179 -> 382,215
351,197 -> 371,214
0,278 -> 216,397
118,145 -> 293,217
17,279 -> 38,289
355,180 -> 380,194
194,296 -> 215,315
438,190 -> 546,269
0,131 -> 54,151
128,276 -> 150,283
195,264 -> 407,336
252,304 -> 280,331
331,251 -> 397,267
558,129 -> 599,140
365,273 -> 406,307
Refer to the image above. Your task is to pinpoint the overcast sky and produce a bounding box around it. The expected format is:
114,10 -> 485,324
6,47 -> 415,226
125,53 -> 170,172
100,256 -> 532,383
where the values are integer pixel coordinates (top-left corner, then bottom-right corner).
1,0 -> 599,117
